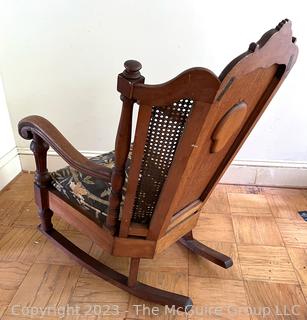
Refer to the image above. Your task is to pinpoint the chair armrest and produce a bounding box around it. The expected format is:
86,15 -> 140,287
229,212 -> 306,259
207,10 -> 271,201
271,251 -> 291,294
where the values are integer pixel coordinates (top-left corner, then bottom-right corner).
18,115 -> 112,182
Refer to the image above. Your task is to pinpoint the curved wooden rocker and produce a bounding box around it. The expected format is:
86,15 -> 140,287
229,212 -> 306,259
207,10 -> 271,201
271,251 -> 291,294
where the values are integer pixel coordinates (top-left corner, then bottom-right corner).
18,20 -> 297,310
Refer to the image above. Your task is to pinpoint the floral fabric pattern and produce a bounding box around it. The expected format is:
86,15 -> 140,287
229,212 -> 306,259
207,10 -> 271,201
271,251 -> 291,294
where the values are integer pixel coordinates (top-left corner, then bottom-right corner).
50,149 -> 131,226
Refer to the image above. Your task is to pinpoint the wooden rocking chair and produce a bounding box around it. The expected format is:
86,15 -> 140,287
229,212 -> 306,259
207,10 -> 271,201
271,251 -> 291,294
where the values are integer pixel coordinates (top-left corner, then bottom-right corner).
18,20 -> 298,310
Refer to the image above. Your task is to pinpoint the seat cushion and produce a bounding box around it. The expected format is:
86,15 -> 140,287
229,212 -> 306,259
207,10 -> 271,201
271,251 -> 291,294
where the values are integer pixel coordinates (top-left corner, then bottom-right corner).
50,150 -> 131,226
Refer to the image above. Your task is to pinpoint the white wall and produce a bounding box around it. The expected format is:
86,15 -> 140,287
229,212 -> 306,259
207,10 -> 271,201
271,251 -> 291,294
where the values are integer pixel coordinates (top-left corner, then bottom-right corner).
0,0 -> 306,186
0,76 -> 21,190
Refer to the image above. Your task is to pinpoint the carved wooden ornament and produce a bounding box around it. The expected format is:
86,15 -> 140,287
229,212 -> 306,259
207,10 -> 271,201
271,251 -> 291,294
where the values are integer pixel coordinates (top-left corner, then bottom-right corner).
210,101 -> 248,153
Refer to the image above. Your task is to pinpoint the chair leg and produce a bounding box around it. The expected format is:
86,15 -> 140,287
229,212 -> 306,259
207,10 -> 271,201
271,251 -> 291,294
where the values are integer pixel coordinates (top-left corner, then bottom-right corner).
128,258 -> 140,287
38,226 -> 193,311
35,185 -> 54,232
178,231 -> 233,269
31,133 -> 53,232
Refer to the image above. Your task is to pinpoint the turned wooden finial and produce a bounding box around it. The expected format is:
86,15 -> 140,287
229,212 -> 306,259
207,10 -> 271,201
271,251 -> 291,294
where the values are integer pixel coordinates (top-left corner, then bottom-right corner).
117,60 -> 145,99
122,60 -> 142,80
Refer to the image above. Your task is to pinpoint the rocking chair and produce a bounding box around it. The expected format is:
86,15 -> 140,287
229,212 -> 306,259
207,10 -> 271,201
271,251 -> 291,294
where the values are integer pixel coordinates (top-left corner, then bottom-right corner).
18,20 -> 298,310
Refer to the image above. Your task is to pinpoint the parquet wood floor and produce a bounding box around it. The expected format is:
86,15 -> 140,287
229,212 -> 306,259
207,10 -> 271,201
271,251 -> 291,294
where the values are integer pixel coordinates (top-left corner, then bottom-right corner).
0,174 -> 306,319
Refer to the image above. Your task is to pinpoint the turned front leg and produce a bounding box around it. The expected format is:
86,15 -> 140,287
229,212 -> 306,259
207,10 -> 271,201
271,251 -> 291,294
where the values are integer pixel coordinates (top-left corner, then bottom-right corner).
31,133 -> 53,232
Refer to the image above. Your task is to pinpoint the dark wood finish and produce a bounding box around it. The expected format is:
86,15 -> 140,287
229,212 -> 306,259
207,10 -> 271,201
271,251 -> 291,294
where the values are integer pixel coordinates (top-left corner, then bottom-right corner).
49,189 -> 154,258
119,104 -> 152,237
210,101 -> 248,153
19,116 -> 112,181
112,237 -> 155,258
128,258 -> 140,287
156,212 -> 200,254
18,20 -> 298,309
39,226 -> 192,310
132,67 -> 220,105
167,200 -> 202,232
179,231 -> 233,268
200,20 -> 298,206
31,133 -> 53,232
147,19 -> 298,241
128,223 -> 149,237
48,190 -> 114,253
106,96 -> 133,232
107,61 -> 145,232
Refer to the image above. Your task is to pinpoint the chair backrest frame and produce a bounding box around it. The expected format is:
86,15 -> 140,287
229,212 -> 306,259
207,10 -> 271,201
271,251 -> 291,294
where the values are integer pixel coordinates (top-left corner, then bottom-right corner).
112,20 -> 298,240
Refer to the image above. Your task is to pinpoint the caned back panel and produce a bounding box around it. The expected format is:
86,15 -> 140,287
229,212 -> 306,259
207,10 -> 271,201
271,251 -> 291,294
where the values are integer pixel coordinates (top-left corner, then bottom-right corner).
132,99 -> 195,225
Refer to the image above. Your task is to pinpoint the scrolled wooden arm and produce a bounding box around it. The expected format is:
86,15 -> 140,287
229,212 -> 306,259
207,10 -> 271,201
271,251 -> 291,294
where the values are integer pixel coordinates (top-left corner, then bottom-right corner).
18,115 -> 112,182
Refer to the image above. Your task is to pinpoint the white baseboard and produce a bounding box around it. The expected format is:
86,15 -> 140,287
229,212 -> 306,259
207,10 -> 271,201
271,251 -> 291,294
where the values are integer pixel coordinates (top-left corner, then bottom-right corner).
221,160 -> 307,187
18,147 -> 307,188
0,148 -> 22,191
18,147 -> 103,173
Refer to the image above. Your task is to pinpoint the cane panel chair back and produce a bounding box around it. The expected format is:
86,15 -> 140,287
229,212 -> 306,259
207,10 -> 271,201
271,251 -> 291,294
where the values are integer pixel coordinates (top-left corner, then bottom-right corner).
116,20 -> 298,240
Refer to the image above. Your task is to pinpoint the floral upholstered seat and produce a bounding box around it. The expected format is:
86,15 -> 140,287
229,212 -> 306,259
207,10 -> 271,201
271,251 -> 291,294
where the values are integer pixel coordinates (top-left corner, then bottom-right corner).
50,150 -> 131,226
